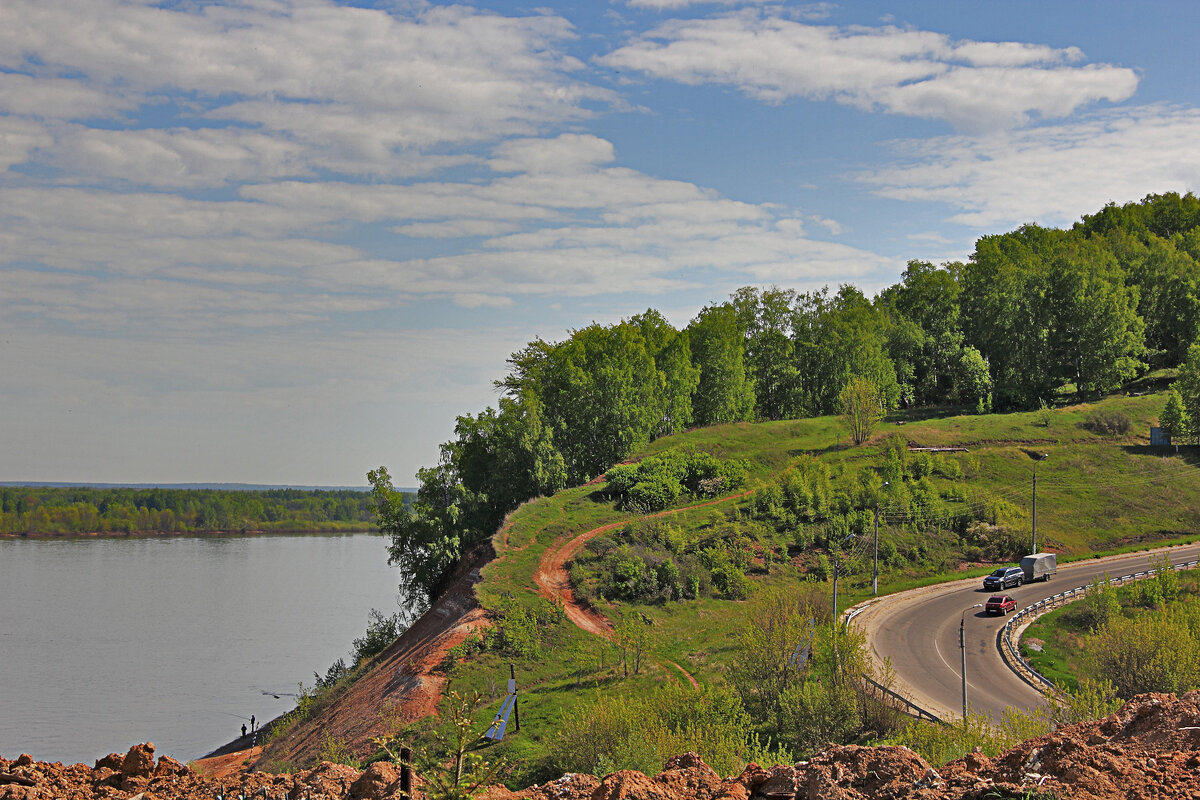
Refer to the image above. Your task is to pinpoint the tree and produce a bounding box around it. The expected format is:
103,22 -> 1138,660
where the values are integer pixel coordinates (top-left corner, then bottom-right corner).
878,261 -> 966,405
961,228 -> 1059,409
630,309 -> 700,436
839,377 -> 884,445
538,322 -> 663,483
794,286 -> 899,415
1160,389 -> 1189,444
687,303 -> 755,426
953,345 -> 992,410
729,588 -> 821,732
369,465 -> 460,608
1044,239 -> 1145,397
731,286 -> 801,419
613,614 -> 652,676
1176,342 -> 1200,443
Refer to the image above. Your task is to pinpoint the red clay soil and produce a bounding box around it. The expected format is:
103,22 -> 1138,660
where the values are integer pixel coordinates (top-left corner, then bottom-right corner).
9,692 -> 1200,799
484,692 -> 1200,800
232,543 -> 496,770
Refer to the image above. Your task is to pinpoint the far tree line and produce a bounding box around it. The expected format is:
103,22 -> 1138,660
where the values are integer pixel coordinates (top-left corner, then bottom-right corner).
0,486 -> 379,535
374,191 -> 1200,604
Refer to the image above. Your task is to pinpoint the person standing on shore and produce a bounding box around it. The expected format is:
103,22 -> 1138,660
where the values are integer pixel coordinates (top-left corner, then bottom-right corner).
242,723 -> 247,738
250,715 -> 256,733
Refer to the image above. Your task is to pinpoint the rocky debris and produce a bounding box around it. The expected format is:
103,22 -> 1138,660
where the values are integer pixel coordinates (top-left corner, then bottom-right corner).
122,743 -> 158,779
0,744 -> 412,800
490,693 -> 1200,800
8,692 -> 1200,799
350,761 -> 402,800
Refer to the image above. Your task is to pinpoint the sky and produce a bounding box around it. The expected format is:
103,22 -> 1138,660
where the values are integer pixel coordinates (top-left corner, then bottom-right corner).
3,0 -> 1199,487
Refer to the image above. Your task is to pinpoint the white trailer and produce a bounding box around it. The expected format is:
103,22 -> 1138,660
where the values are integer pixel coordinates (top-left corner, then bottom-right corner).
1021,552 -> 1057,582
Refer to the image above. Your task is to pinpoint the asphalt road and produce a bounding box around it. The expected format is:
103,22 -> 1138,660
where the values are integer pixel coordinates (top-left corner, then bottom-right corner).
854,542 -> 1200,722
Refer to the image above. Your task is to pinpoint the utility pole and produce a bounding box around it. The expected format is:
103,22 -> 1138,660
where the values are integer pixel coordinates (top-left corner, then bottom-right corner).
1031,453 -> 1048,553
1032,469 -> 1037,553
873,482 -> 888,595
961,603 -> 982,723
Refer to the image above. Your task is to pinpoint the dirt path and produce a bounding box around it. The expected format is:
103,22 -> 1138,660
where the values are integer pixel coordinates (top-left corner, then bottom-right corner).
533,489 -> 754,684
669,660 -> 701,689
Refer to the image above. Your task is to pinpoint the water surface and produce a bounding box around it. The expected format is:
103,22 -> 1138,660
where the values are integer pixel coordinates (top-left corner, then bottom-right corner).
0,533 -> 403,765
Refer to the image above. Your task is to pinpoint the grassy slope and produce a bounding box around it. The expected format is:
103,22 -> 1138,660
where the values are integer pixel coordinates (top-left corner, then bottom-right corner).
1022,570 -> 1200,691
427,392 -> 1200,783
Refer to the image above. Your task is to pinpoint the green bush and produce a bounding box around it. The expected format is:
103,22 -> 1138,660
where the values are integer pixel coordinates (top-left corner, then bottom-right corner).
549,684 -> 789,777
1092,606 -> 1200,696
352,608 -> 411,667
604,447 -> 748,512
1082,408 -> 1132,435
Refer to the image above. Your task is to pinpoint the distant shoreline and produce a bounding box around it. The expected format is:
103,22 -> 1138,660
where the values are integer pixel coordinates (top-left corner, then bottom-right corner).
0,527 -> 377,540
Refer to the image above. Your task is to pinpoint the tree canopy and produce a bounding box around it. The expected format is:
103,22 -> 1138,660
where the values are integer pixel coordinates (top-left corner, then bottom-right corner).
375,191 -> 1200,605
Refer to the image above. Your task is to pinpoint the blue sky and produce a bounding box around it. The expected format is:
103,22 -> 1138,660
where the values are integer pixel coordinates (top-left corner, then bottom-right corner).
3,0 -> 1199,486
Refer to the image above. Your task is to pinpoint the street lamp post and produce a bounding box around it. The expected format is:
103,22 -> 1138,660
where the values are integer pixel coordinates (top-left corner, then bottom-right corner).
873,482 -> 889,595
832,533 -> 856,628
961,603 -> 983,722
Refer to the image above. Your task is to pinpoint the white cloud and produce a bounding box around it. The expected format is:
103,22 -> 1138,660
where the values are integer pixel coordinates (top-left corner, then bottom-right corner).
600,11 -> 1137,131
489,134 -> 616,174
0,74 -> 132,119
0,117 -> 50,170
0,1 -> 610,181
622,0 -> 834,19
858,105 -> 1200,229
453,293 -> 517,309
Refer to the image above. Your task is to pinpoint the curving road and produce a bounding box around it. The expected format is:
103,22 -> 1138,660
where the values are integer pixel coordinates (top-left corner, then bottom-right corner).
854,543 -> 1200,722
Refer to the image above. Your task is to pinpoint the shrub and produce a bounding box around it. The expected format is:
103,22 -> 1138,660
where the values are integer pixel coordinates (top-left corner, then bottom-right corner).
352,608 -> 411,667
605,447 -> 748,512
1091,608 -> 1200,696
549,683 -> 789,777
1076,574 -> 1120,630
315,657 -> 349,690
1083,408 -> 1132,435
484,596 -> 560,659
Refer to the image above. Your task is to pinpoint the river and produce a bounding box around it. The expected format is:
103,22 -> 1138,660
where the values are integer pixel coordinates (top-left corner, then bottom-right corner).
0,533 -> 404,765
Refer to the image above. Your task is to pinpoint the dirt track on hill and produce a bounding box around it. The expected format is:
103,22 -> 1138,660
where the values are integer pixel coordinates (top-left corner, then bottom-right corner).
534,489 -> 755,636
533,487 -> 755,689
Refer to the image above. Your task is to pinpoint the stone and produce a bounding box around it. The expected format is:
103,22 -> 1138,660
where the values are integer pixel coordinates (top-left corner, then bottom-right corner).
349,761 -> 400,800
155,755 -> 189,777
121,743 -> 157,778
95,753 -> 125,771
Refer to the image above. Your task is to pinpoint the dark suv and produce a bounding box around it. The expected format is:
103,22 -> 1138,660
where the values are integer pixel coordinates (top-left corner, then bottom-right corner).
983,566 -> 1024,590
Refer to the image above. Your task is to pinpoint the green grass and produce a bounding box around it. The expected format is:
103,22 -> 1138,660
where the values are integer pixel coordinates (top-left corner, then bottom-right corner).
1023,570 -> 1200,691
441,391 -> 1200,781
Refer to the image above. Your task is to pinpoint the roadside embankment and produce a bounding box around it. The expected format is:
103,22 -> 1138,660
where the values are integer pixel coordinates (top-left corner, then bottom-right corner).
6,692 -> 1200,800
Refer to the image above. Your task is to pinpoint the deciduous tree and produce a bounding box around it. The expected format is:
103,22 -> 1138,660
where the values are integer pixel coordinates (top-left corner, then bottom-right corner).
839,377 -> 884,445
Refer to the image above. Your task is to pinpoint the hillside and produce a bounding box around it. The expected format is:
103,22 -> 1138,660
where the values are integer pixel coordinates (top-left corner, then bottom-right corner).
249,391 -> 1200,780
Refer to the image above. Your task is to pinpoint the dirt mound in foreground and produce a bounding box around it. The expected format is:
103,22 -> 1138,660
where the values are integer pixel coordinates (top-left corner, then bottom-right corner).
6,692 -> 1200,799
489,692 -> 1200,800
0,742 -> 401,800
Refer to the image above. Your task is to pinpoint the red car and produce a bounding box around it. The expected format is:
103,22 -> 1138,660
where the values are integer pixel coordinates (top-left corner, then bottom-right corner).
986,594 -> 1017,615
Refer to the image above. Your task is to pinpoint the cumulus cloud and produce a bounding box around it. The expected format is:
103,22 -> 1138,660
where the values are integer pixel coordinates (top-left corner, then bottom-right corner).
623,0 -> 833,19
857,105 -> 1200,229
599,11 -> 1138,131
0,0 -> 610,181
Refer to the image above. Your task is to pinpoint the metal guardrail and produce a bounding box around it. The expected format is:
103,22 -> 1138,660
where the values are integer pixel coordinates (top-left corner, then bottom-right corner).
861,674 -> 945,725
999,557 -> 1200,693
845,602 -> 948,725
